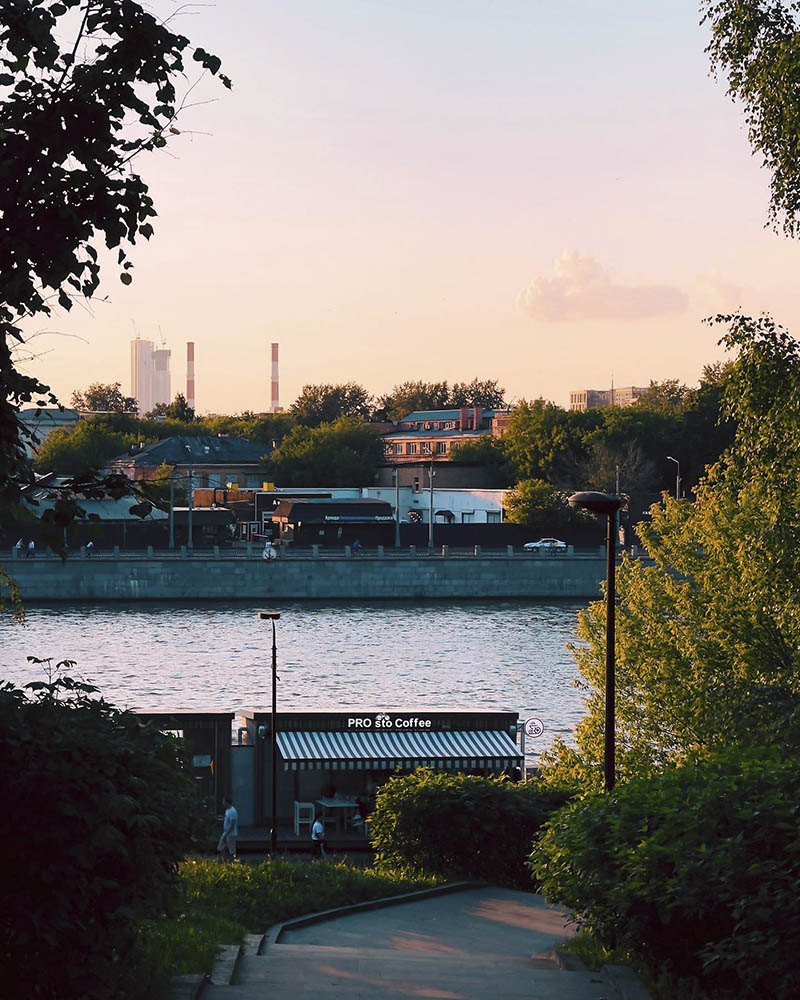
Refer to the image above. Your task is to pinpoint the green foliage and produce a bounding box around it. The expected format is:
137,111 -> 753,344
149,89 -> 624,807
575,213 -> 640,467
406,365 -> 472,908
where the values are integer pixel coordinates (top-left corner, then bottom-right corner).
449,435 -> 514,486
448,378 -> 506,409
290,383 -> 373,426
138,857 -> 436,989
703,1 -> 800,236
71,381 -> 138,413
532,746 -> 800,998
266,416 -> 385,486
377,379 -> 505,421
377,380 -> 452,421
32,418 -> 141,473
146,393 -> 195,422
369,769 -> 571,888
540,315 -> 800,788
0,0 -> 229,501
0,671 -> 204,1000
504,478 -> 569,524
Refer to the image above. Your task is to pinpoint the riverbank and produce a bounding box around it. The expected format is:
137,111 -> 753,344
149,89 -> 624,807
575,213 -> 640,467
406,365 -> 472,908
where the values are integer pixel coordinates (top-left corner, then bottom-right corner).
5,549 -> 611,600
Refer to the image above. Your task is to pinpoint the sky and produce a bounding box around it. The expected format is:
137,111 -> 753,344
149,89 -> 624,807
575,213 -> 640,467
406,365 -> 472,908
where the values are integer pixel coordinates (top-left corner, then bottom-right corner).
19,0 -> 800,414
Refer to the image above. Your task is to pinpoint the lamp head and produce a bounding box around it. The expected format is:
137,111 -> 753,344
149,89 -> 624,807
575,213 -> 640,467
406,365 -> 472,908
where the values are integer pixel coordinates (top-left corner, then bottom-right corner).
258,611 -> 281,620
568,491 -> 622,516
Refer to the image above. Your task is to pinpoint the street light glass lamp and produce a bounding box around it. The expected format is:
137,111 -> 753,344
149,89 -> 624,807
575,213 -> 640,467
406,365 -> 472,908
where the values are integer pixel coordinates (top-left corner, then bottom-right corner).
568,490 -> 622,792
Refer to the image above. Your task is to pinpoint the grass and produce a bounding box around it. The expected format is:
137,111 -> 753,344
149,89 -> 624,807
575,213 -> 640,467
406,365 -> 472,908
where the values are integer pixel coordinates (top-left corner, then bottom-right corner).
134,856 -> 440,997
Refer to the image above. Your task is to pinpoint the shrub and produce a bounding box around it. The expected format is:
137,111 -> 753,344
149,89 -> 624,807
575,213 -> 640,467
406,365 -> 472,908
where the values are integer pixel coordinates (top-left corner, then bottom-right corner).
531,746 -> 800,998
369,768 -> 571,888
0,674 -> 204,1000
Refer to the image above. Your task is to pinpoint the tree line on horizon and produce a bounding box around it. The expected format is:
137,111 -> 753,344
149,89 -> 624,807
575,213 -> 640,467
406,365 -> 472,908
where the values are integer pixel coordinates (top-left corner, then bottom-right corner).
34,364 -> 736,513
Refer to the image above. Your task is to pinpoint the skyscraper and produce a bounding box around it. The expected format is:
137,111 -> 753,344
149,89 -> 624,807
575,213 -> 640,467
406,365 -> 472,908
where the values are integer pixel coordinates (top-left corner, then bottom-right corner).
131,336 -> 171,415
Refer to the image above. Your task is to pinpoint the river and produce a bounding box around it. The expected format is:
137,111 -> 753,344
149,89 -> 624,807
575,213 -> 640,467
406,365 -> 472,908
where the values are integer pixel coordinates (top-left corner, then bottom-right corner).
1,599 -> 590,762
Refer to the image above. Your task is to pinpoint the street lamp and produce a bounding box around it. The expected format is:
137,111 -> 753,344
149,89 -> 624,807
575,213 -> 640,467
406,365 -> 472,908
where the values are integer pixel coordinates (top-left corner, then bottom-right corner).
667,456 -> 680,501
184,443 -> 193,549
258,610 -> 281,854
428,461 -> 435,548
568,490 -> 622,792
393,466 -> 401,548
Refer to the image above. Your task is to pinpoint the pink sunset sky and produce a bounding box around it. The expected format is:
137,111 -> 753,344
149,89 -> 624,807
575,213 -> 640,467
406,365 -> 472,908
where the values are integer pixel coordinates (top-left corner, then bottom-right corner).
20,0 -> 800,413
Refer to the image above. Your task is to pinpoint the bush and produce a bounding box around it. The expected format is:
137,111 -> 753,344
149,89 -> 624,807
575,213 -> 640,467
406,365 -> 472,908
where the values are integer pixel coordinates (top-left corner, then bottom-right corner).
531,747 -> 800,998
369,769 -> 571,888
139,857 -> 438,986
0,674 -> 204,1000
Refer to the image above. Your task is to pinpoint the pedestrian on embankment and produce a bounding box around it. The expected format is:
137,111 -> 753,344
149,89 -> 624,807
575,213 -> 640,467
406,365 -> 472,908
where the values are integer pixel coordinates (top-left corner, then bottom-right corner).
217,796 -> 239,861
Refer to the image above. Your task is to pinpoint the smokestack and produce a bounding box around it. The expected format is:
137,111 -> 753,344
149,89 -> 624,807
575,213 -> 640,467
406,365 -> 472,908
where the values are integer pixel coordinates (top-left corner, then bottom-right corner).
270,342 -> 279,412
186,342 -> 195,412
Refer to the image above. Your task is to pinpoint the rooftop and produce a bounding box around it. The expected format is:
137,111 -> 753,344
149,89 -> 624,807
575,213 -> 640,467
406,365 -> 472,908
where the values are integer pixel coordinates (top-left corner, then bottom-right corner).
109,436 -> 268,467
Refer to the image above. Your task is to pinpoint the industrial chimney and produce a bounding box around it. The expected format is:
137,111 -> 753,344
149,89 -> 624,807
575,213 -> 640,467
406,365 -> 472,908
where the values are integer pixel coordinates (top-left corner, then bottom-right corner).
270,342 -> 279,412
186,342 -> 195,412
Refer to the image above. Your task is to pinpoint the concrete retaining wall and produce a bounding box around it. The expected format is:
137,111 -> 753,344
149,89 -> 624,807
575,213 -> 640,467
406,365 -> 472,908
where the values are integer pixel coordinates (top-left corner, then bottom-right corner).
5,552 -> 609,601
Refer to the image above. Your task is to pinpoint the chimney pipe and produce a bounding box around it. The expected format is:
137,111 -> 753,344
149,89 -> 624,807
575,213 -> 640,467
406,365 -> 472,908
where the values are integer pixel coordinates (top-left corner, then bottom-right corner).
186,342 -> 195,412
270,342 -> 279,412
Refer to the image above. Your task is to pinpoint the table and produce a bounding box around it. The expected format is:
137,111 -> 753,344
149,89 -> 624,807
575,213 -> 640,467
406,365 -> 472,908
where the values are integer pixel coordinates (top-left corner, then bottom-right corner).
316,796 -> 358,832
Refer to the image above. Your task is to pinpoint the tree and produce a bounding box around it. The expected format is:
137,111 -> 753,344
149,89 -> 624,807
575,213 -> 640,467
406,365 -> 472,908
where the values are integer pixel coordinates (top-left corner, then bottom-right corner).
703,1 -> 800,236
632,378 -> 689,413
449,435 -> 515,487
0,670 -> 203,999
502,398 -> 595,483
541,314 -> 800,789
449,378 -> 506,409
0,1 -> 229,502
266,416 -> 385,486
376,381 -> 451,422
504,478 -> 568,524
33,419 -> 139,474
164,393 -> 194,422
71,382 -> 137,413
290,383 -> 373,426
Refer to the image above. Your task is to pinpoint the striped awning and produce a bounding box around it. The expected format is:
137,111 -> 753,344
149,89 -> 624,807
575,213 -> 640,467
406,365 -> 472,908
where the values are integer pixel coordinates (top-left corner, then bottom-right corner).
276,729 -> 522,771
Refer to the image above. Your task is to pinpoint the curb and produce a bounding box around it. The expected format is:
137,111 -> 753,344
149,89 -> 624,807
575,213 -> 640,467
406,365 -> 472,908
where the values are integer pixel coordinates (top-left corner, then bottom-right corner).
168,972 -> 208,1000
603,963 -> 654,1000
263,880 -> 482,949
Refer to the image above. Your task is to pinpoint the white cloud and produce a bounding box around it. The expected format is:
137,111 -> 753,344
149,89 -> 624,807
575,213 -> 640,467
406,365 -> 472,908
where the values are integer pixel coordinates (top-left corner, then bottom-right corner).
519,251 -> 689,322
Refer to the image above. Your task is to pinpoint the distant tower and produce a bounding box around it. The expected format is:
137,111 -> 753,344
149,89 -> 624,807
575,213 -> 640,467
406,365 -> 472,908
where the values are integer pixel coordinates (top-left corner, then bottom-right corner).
186,342 -> 195,412
270,342 -> 279,412
152,347 -> 171,408
131,336 -> 154,416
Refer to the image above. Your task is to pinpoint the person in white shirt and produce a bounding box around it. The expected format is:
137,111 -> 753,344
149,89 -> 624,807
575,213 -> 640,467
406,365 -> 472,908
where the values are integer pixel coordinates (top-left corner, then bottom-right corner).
310,815 -> 327,859
217,796 -> 239,861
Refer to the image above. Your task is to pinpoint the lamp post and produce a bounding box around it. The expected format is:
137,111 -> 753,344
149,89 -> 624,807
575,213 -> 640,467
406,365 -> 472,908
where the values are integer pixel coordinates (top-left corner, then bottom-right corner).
428,461 -> 435,548
258,610 -> 281,854
393,466 -> 401,548
667,455 -> 680,501
184,443 -> 193,549
568,491 -> 622,791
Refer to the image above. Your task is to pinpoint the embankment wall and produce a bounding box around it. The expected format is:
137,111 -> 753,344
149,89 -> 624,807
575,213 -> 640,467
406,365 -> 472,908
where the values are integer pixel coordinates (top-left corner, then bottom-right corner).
5,553 -> 610,601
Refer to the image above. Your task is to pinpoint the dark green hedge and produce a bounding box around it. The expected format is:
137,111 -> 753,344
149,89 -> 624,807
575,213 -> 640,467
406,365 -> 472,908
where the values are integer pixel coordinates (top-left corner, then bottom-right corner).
369,768 -> 571,888
531,747 -> 800,997
0,676 -> 203,999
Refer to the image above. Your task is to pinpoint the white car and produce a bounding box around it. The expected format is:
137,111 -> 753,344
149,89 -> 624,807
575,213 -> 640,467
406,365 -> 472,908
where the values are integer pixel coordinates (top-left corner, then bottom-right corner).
523,537 -> 567,552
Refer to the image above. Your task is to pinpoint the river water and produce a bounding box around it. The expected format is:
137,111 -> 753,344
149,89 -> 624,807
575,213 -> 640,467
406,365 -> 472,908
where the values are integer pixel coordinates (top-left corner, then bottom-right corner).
0,600 -> 589,761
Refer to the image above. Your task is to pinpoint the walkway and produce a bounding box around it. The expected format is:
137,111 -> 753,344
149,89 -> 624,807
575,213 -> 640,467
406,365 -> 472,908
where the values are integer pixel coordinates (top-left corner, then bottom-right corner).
203,886 -> 636,999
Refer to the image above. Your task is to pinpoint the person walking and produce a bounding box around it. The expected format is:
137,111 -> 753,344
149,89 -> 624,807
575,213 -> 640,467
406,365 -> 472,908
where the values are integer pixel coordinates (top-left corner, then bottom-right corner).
351,538 -> 361,556
86,541 -> 94,557
310,814 -> 327,860
26,539 -> 34,558
217,796 -> 239,862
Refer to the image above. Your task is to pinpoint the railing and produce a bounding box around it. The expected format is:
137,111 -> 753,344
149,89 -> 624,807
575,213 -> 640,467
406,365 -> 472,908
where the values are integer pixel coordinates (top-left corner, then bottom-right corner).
8,543 -> 613,561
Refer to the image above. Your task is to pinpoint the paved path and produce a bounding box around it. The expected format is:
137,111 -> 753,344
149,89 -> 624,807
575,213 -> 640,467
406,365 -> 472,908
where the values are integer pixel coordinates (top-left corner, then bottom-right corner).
203,887 -> 622,999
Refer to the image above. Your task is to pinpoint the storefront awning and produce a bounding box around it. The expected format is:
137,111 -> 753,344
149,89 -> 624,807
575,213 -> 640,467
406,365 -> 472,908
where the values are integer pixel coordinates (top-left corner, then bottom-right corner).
276,729 -> 522,771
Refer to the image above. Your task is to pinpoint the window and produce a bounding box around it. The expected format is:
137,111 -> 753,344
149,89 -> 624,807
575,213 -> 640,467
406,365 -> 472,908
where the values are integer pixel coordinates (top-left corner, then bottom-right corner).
413,476 -> 420,492
422,442 -> 431,454
406,442 -> 418,455
487,511 -> 501,523
461,511 -> 474,523
436,441 -> 447,454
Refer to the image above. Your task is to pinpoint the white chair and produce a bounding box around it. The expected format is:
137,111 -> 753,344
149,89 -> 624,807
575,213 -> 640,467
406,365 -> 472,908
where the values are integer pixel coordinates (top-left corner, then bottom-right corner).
294,800 -> 315,836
